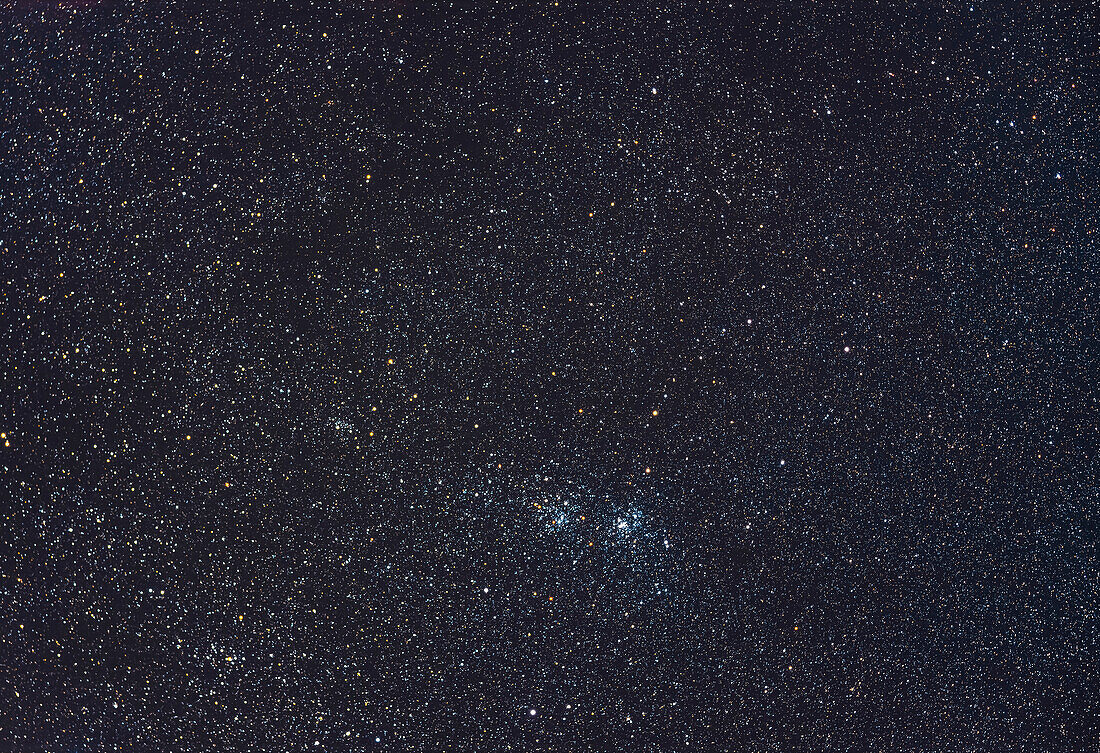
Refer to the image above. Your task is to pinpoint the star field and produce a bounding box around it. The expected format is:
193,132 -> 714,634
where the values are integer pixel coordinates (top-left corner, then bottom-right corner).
2,2 -> 1099,751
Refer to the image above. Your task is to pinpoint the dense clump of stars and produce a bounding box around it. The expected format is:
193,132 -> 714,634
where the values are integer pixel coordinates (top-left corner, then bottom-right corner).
3,2 -> 1098,750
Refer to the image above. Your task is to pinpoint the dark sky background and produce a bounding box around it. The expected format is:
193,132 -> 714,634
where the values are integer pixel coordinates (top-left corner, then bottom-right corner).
2,2 -> 1098,751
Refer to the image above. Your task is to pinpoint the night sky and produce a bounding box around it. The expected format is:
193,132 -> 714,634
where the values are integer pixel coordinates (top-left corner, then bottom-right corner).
3,2 -> 1098,751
